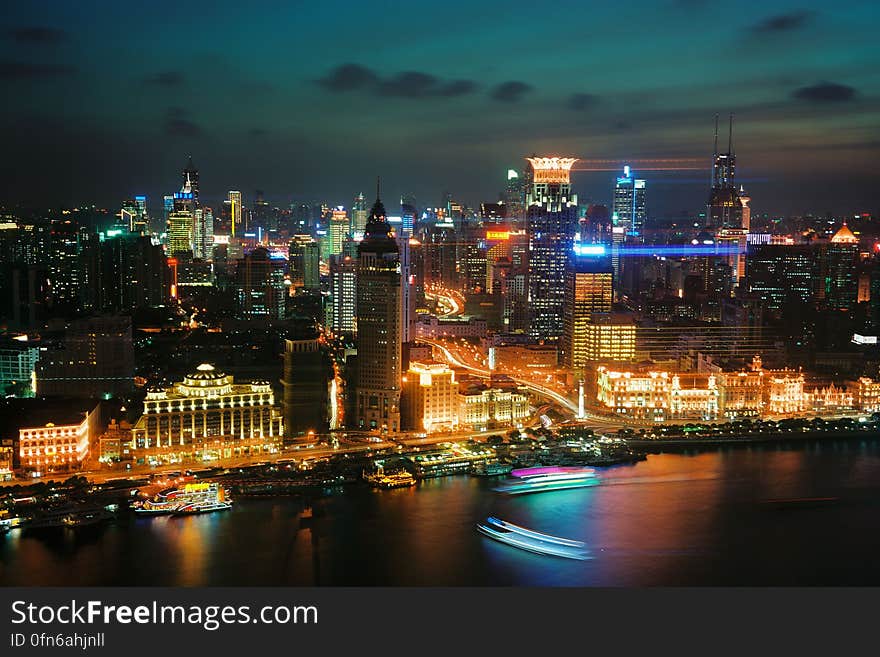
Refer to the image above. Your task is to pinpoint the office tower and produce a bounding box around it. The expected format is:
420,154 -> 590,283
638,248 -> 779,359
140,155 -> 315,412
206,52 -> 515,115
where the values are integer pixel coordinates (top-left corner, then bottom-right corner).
397,234 -> 414,343
0,336 -> 40,397
561,245 -> 615,369
253,190 -> 270,227
707,114 -> 748,229
288,234 -> 321,292
329,253 -> 357,335
119,199 -> 138,232
612,165 -> 647,236
167,209 -> 194,256
235,247 -> 287,319
329,207 -> 349,256
228,191 -> 243,237
355,191 -> 402,432
47,219 -> 83,314
95,233 -> 171,311
419,223 -> 458,289
746,243 -> 820,314
183,156 -> 199,206
193,207 -> 214,260
825,224 -> 859,313
525,156 -> 579,339
281,334 -> 329,441
163,195 -> 174,235
400,194 -> 417,236
35,316 -> 134,399
504,168 -> 526,224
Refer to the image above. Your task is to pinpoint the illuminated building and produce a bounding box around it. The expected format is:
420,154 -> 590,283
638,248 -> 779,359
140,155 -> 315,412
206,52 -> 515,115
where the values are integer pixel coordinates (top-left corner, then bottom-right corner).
746,243 -> 819,314
597,368 -> 672,421
166,209 -> 194,256
183,156 -> 199,206
824,224 -> 859,312
581,314 -> 636,363
767,371 -> 806,415
715,227 -> 749,291
400,193 -> 417,236
612,165 -> 646,236
414,314 -> 488,339
526,156 -> 579,339
48,219 -> 83,312
329,253 -> 357,335
329,207 -> 349,256
457,384 -> 529,431
706,114 -> 748,229
235,247 -> 286,319
288,234 -> 321,292
719,369 -> 763,418
855,377 -> 880,413
131,364 -> 282,463
0,336 -> 40,397
670,374 -> 720,420
808,384 -> 853,413
352,192 -> 368,238
561,245 -> 614,368
281,336 -> 329,441
18,402 -> 101,474
355,191 -> 402,432
504,168 -> 526,223
397,234 -> 414,342
192,207 -> 214,260
35,316 -> 134,399
228,190 -> 242,237
401,361 -> 459,432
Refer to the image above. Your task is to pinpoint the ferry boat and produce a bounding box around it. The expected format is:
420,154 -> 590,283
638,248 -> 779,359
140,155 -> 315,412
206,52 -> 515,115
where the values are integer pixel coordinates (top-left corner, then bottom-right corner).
134,482 -> 232,515
494,466 -> 598,495
363,463 -> 416,489
23,506 -> 113,533
476,516 -> 589,560
470,462 -> 514,477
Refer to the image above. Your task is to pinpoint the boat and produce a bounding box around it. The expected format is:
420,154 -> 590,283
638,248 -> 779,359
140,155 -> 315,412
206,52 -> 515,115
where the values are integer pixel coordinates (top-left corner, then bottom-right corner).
363,464 -> 416,489
476,517 -> 589,560
134,482 -> 232,516
470,462 -> 514,477
494,466 -> 599,495
23,506 -> 113,533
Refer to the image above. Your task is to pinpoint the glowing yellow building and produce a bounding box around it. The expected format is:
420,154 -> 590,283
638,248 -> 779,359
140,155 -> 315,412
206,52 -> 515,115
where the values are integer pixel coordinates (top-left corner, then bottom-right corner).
401,362 -> 459,433
131,363 -> 283,464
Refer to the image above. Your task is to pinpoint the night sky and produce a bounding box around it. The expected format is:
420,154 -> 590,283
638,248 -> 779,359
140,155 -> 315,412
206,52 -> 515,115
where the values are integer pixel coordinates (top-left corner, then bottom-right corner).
1,0 -> 878,217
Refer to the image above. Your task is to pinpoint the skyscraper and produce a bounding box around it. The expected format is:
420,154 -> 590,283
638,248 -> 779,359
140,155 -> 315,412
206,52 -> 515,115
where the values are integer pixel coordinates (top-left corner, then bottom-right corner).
707,115 -> 748,229
228,190 -> 242,237
329,253 -> 357,335
329,207 -> 349,256
355,190 -> 402,432
352,192 -> 368,238
288,234 -> 321,292
192,207 -> 214,260
183,156 -> 199,206
561,245 -> 615,369
168,176 -> 196,256
525,156 -> 579,340
612,165 -> 647,236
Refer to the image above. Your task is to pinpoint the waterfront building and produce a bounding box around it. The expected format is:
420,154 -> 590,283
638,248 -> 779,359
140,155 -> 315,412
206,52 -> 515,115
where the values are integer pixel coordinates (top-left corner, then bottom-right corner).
131,364 -> 282,463
401,361 -> 459,433
596,368 -> 673,421
355,192 -> 402,432
281,336 -> 329,441
17,402 -> 101,474
855,377 -> 880,413
767,371 -> 806,415
457,384 -> 529,431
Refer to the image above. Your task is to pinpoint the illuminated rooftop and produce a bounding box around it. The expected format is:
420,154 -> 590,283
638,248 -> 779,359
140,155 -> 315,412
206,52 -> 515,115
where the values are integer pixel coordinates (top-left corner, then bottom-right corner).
526,157 -> 578,184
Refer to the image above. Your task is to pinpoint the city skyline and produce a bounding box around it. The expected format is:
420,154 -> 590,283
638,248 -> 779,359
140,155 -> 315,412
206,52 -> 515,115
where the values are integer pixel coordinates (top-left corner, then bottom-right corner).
1,1 -> 878,215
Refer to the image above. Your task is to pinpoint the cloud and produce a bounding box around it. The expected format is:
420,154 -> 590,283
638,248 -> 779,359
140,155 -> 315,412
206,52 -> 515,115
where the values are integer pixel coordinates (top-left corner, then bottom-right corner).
144,71 -> 185,87
164,107 -> 201,137
568,93 -> 599,111
490,81 -> 532,102
6,26 -> 67,44
0,60 -> 75,80
316,63 -> 477,100
792,81 -> 856,102
316,63 -> 379,91
750,10 -> 813,34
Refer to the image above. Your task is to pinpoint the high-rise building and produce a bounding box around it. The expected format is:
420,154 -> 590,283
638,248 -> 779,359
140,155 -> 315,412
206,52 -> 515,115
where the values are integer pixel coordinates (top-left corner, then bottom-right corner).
193,207 -> 214,260
707,115 -> 749,229
525,156 -> 579,339
561,245 -> 614,369
183,156 -> 199,206
401,361 -> 458,432
235,247 -> 286,319
612,165 -> 647,236
329,207 -> 349,256
288,234 -> 321,292
281,335 -> 329,441
329,253 -> 357,335
825,224 -> 859,313
352,193 -> 368,238
168,177 -> 196,256
355,192 -> 402,432
228,191 -> 243,237
400,194 -> 417,236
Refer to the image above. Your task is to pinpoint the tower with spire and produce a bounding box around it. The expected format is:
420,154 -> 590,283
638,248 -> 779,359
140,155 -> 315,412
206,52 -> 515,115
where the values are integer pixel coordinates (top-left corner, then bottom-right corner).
182,156 -> 199,207
707,114 -> 748,230
354,180 -> 402,432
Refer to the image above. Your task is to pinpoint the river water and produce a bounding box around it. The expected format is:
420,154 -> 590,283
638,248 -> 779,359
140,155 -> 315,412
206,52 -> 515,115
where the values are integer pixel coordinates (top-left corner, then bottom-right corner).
3,439 -> 880,586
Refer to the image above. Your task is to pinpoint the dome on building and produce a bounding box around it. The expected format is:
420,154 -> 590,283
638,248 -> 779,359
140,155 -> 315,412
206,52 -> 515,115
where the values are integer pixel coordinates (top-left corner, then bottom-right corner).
186,363 -> 228,381
830,223 -> 858,244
